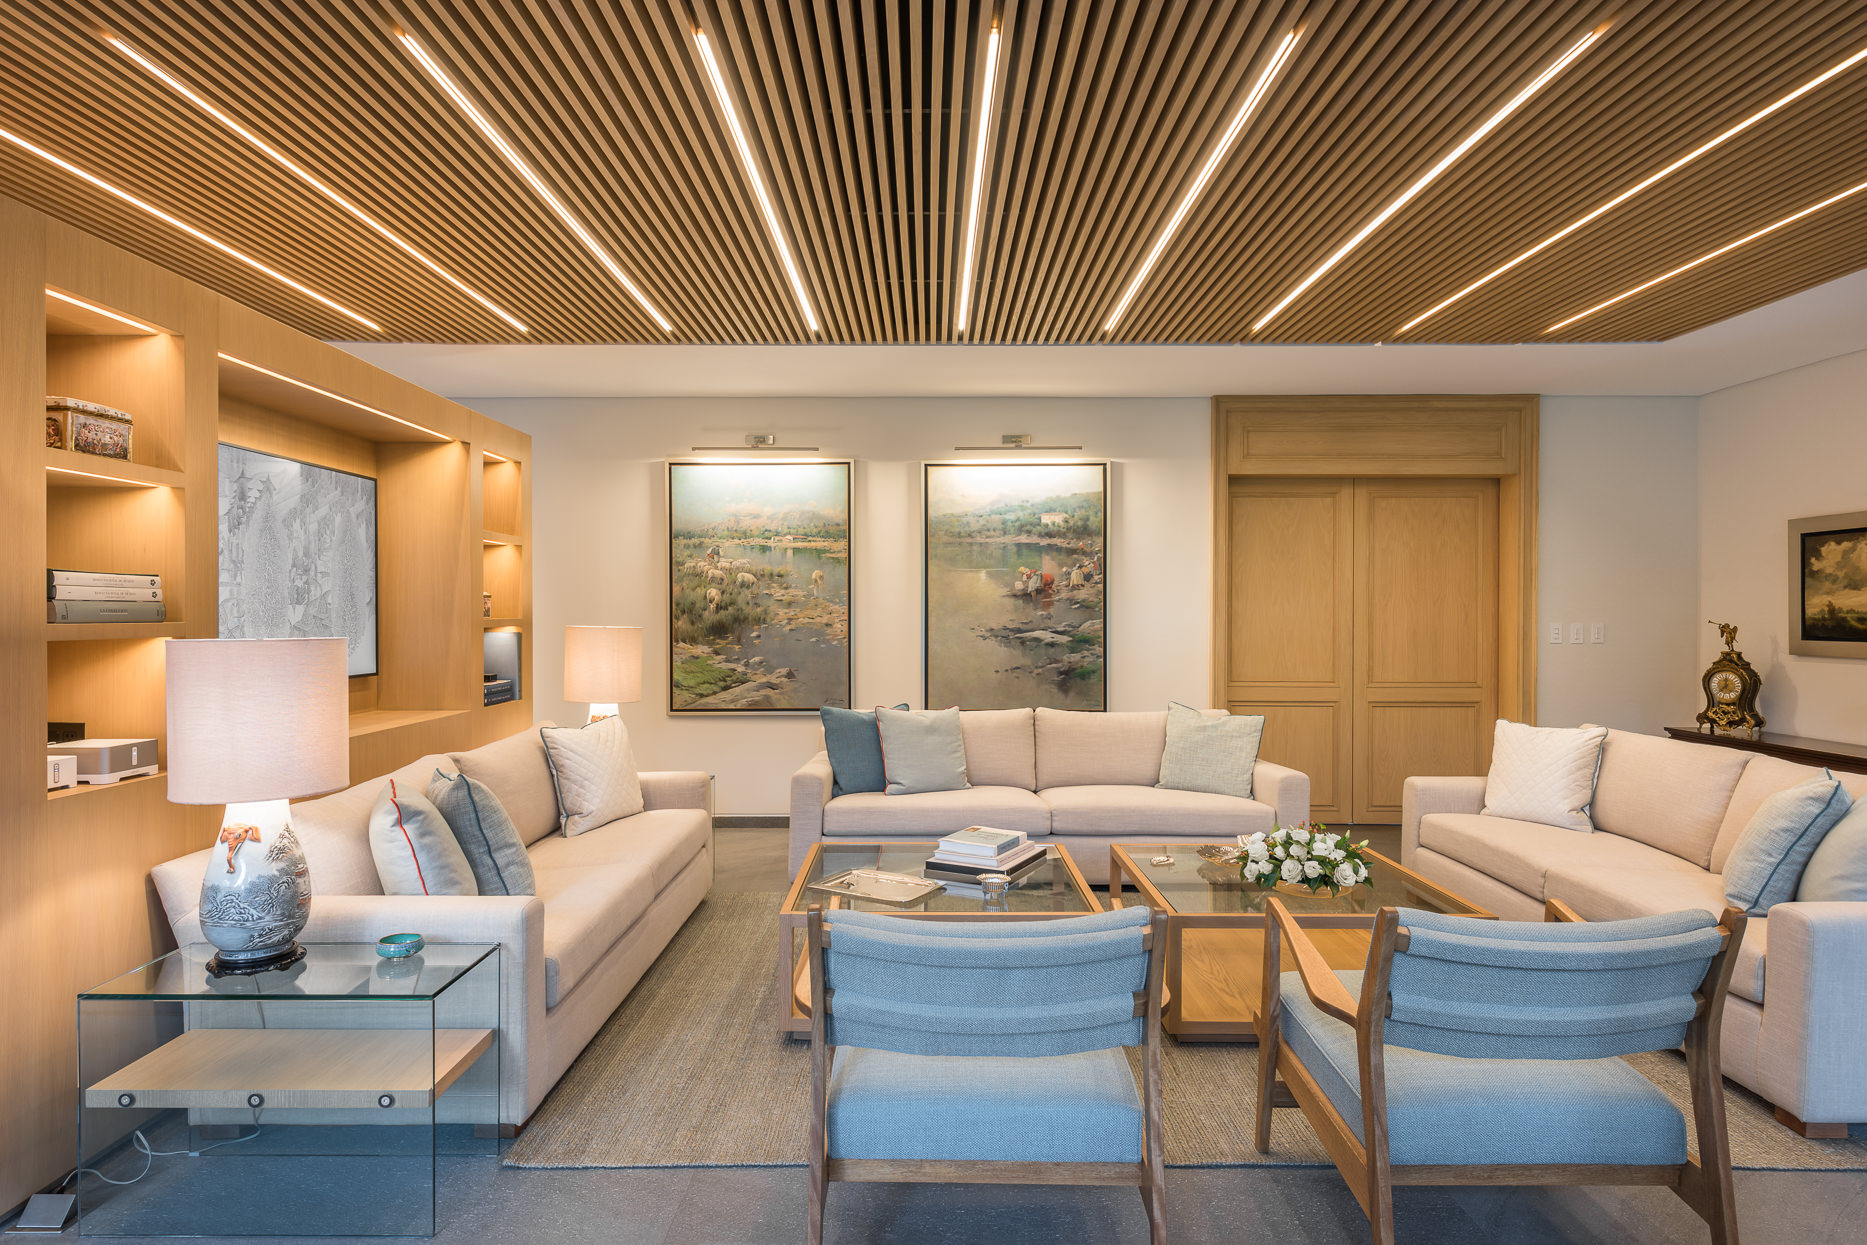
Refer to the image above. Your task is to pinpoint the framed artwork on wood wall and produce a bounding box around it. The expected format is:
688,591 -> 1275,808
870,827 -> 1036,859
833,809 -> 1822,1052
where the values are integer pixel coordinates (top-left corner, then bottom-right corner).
923,461 -> 1108,711
666,459 -> 852,712
1789,509 -> 1867,658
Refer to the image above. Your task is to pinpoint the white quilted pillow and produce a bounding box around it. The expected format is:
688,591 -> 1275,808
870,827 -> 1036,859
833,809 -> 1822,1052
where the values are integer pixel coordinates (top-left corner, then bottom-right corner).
1482,720 -> 1608,832
539,717 -> 644,837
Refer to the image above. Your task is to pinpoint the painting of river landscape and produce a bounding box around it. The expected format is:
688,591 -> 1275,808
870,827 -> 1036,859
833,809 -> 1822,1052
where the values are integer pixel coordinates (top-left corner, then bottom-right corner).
924,462 -> 1107,710
668,461 -> 851,712
1792,511 -> 1867,658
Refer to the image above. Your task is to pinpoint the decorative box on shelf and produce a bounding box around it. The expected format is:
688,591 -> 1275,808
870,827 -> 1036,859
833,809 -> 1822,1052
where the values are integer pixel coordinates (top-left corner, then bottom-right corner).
46,396 -> 134,460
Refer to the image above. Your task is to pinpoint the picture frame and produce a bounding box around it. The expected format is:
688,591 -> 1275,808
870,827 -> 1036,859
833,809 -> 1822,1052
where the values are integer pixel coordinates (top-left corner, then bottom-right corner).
1788,509 -> 1867,658
666,459 -> 852,713
922,460 -> 1109,711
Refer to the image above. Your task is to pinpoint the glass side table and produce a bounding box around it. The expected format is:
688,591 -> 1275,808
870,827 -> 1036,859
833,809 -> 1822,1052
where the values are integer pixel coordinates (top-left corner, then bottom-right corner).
76,943 -> 499,1237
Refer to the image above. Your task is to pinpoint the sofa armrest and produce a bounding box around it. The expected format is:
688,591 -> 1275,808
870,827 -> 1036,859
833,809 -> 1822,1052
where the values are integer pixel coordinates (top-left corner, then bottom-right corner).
790,750 -> 834,873
1401,776 -> 1487,863
1251,760 -> 1310,829
301,894 -> 546,1126
640,769 -> 713,814
1753,901 -> 1867,1123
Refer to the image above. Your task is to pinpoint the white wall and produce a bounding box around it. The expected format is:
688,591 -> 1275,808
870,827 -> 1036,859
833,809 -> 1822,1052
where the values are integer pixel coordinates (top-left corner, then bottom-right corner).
1699,347 -> 1867,743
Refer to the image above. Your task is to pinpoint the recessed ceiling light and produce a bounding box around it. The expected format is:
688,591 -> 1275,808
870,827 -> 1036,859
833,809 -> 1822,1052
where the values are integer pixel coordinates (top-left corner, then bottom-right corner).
694,28 -> 821,335
1252,24 -> 1609,334
396,29 -> 672,334
0,124 -> 381,331
107,36 -> 528,336
217,352 -> 451,440
45,288 -> 161,334
1104,28 -> 1301,334
1544,178 -> 1867,334
1399,41 -> 1867,336
955,23 -> 1003,335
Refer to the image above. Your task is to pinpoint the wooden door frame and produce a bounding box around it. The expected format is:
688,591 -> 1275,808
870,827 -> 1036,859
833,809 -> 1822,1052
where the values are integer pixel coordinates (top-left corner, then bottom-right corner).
1210,395 -> 1537,725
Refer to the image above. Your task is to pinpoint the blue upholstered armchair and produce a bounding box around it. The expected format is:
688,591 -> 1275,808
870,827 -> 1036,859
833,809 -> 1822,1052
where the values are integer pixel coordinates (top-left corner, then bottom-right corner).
804,904 -> 1169,1245
1256,896 -> 1747,1245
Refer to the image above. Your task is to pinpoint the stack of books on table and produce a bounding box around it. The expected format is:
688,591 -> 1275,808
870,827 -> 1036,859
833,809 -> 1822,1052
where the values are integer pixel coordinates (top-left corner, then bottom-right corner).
923,827 -> 1047,886
46,569 -> 166,623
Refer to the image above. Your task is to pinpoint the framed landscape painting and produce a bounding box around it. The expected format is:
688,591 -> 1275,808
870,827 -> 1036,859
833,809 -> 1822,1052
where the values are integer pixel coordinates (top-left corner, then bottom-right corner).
667,460 -> 851,712
1789,509 -> 1867,658
923,461 -> 1107,710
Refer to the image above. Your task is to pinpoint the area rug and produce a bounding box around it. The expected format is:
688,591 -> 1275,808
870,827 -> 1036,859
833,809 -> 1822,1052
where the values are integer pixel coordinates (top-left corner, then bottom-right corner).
503,893 -> 1867,1171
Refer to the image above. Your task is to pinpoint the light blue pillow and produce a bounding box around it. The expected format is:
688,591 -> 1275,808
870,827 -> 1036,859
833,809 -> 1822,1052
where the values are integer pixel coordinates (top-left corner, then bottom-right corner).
1798,793 -> 1867,902
1723,771 -> 1852,916
429,770 -> 536,897
877,707 -> 971,796
823,704 -> 909,798
1158,702 -> 1264,799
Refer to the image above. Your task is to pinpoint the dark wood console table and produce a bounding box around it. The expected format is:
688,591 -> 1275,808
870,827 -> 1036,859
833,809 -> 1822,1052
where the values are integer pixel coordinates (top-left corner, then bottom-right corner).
1664,726 -> 1867,773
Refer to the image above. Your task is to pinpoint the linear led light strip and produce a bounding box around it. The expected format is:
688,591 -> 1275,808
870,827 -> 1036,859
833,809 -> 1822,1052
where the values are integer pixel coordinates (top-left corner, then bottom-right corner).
0,124 -> 381,331
47,465 -> 159,486
1252,23 -> 1609,334
217,352 -> 451,440
483,450 -> 510,462
695,29 -> 820,334
1545,177 -> 1867,333
1401,41 -> 1867,335
108,37 -> 527,335
1104,28 -> 1302,333
955,23 -> 1003,334
396,30 -> 672,334
46,288 -> 161,333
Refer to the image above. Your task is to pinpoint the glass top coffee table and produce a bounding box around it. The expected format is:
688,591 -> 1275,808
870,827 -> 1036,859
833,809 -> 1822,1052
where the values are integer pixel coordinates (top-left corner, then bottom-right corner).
777,841 -> 1100,1033
1109,843 -> 1491,1041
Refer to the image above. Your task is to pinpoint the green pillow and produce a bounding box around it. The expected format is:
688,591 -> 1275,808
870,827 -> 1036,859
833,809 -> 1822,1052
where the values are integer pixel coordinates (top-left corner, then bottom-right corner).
1798,794 -> 1867,902
822,704 -> 909,798
429,770 -> 536,897
1158,702 -> 1264,799
1723,771 -> 1851,916
877,706 -> 971,796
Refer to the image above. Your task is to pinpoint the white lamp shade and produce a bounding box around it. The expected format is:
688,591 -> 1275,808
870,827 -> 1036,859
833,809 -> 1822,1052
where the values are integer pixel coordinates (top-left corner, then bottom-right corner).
563,626 -> 643,704
165,638 -> 350,805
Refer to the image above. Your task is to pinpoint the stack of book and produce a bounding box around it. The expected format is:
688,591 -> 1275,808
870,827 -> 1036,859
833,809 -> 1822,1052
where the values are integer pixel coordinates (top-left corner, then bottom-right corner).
47,569 -> 166,623
923,827 -> 1047,886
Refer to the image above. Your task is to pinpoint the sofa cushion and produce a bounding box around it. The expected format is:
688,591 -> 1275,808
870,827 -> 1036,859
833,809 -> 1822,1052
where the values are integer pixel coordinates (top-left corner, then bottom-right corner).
428,770 -> 536,896
289,753 -> 454,896
1042,784 -> 1275,838
1158,702 -> 1263,799
368,779 -> 479,897
1800,794 -> 1867,902
1731,918 -> 1766,1005
527,807 -> 711,895
1540,864 -> 1731,924
1722,772 -> 1851,916
823,786 -> 1051,837
1035,709 -> 1169,789
1588,729 -> 1751,868
1482,720 -> 1607,833
540,717 -> 645,836
878,707 -> 971,795
450,723 -> 561,846
1714,756 -> 1867,875
959,708 -> 1037,790
1418,814 -> 1699,900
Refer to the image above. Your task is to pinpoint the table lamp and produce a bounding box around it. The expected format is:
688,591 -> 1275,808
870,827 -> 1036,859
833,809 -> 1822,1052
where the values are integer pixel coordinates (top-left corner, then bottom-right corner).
564,625 -> 643,723
166,638 -> 349,975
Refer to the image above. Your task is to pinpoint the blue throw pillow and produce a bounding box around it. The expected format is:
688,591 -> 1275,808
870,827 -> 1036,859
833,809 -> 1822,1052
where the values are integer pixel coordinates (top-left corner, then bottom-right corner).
1798,793 -> 1867,902
822,704 -> 908,798
1723,771 -> 1852,916
429,770 -> 537,897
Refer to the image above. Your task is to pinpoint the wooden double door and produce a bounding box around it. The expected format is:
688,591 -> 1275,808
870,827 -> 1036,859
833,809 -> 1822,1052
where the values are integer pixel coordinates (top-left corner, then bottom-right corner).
1226,477 -> 1498,824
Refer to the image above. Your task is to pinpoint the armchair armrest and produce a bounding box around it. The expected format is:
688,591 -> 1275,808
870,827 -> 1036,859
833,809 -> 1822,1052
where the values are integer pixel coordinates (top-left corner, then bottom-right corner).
1266,897 -> 1359,1025
1401,775 -> 1487,863
640,769 -> 713,814
790,750 -> 835,873
1753,901 -> 1867,1123
1251,760 -> 1310,829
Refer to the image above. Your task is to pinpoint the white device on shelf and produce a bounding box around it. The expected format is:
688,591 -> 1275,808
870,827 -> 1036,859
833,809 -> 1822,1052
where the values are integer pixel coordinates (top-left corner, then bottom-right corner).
46,754 -> 78,791
48,738 -> 159,784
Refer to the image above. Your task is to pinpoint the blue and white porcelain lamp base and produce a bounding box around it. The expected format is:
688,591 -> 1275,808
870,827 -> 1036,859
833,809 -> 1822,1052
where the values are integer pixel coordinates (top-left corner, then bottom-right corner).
198,797 -> 312,976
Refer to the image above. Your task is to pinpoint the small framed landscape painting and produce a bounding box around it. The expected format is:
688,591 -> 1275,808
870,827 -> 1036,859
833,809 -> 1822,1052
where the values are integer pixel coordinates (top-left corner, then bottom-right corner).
923,461 -> 1108,711
1789,510 -> 1867,658
667,460 -> 852,712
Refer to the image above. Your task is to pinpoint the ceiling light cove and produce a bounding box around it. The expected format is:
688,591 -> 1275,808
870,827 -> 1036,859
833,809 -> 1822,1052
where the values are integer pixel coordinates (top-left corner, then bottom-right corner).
396,29 -> 671,334
1253,23 -> 1610,335
0,124 -> 381,331
955,22 -> 1003,335
1104,27 -> 1302,334
694,28 -> 821,335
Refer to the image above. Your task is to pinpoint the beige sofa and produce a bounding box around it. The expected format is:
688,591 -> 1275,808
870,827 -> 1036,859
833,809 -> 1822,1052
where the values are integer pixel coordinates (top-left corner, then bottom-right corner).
152,725 -> 713,1129
1404,728 -> 1867,1132
790,707 -> 1309,885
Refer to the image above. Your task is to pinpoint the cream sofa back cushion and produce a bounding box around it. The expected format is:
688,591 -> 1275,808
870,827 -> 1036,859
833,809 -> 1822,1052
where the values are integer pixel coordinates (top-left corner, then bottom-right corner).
1034,708 -> 1226,790
1711,755 -> 1867,874
449,722 -> 561,846
1481,720 -> 1607,832
958,708 -> 1037,790
1588,729 -> 1750,868
287,752 -> 455,896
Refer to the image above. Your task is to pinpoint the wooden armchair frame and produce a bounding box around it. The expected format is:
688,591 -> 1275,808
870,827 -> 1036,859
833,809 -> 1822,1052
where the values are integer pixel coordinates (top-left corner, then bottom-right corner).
1255,895 -> 1748,1245
805,904 -> 1171,1245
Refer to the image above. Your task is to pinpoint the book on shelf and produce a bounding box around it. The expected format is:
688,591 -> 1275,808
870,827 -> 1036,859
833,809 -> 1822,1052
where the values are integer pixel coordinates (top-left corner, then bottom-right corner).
48,584 -> 162,602
934,826 -> 1029,861
47,569 -> 162,591
925,841 -> 1046,876
47,600 -> 167,624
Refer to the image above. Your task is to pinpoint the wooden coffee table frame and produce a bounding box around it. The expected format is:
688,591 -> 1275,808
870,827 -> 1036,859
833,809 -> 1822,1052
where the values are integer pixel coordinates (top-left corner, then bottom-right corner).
778,840 -> 1101,1034
1108,844 -> 1490,1042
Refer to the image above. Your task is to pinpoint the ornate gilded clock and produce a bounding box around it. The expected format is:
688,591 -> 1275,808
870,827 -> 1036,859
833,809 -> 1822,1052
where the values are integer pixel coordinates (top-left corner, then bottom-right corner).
1697,620 -> 1765,738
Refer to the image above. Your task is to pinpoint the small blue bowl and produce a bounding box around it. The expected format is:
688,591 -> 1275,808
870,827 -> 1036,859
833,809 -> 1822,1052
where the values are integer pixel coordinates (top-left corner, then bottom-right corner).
377,933 -> 425,959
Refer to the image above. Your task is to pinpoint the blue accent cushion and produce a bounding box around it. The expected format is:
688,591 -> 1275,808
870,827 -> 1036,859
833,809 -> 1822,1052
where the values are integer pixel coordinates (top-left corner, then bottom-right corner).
428,770 -> 536,897
1723,771 -> 1852,916
1157,702 -> 1264,799
1799,794 -> 1867,902
1279,970 -> 1687,1167
827,1046 -> 1141,1162
877,706 -> 971,796
821,704 -> 907,798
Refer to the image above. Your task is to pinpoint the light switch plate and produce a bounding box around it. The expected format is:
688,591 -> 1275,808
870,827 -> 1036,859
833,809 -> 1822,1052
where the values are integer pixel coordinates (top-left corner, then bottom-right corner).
1549,623 -> 1564,644
1591,623 -> 1605,644
1569,623 -> 1585,645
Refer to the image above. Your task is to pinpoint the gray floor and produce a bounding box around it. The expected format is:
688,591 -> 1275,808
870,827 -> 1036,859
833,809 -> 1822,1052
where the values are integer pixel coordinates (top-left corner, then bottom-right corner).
17,825 -> 1867,1244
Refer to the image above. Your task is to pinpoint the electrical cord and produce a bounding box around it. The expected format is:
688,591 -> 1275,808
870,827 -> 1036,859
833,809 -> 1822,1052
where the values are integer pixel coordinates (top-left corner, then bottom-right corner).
61,1108 -> 263,1190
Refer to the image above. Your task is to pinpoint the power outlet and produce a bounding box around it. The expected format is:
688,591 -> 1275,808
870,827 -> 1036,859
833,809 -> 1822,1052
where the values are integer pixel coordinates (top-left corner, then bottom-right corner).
1591,623 -> 1606,644
1549,623 -> 1564,644
1569,623 -> 1585,645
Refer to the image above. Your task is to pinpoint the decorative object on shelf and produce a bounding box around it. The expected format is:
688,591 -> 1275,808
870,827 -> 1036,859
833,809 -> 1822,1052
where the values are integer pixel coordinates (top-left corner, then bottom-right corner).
666,459 -> 851,713
46,738 -> 158,785
1787,510 -> 1867,658
1697,620 -> 1766,738
923,461 -> 1107,710
377,932 -> 426,959
46,396 -> 133,459
563,625 -> 642,723
218,444 -> 378,676
165,637 -> 349,976
484,629 -> 522,706
482,591 -> 493,618
1222,822 -> 1371,896
45,412 -> 62,449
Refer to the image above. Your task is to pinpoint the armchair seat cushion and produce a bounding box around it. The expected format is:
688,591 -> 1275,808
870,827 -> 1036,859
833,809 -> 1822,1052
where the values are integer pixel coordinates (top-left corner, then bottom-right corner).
1278,970 -> 1687,1167
1041,784 -> 1275,837
821,786 -> 1051,836
826,1046 -> 1141,1162
1419,814 -> 1700,899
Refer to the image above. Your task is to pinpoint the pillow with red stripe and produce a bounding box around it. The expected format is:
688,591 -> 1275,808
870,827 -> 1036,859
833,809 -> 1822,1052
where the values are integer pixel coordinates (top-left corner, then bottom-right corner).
369,778 -> 479,897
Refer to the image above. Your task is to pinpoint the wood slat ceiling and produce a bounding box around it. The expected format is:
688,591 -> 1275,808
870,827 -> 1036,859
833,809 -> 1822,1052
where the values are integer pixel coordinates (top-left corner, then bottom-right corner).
1,1 -> 1863,345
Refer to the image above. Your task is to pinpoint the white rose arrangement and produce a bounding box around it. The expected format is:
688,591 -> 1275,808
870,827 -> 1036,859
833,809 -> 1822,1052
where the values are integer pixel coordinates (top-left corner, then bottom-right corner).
1235,822 -> 1371,895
